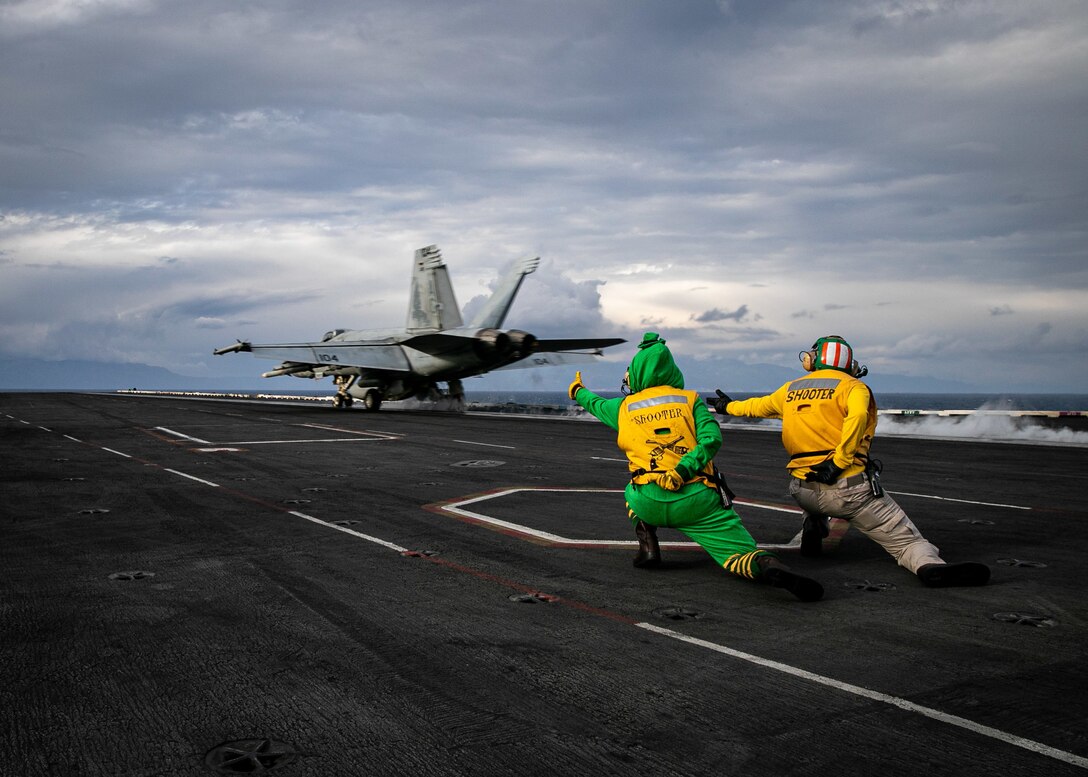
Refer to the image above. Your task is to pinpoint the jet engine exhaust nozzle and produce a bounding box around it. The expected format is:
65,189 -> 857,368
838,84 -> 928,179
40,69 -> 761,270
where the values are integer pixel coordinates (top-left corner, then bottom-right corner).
504,330 -> 537,357
472,328 -> 512,358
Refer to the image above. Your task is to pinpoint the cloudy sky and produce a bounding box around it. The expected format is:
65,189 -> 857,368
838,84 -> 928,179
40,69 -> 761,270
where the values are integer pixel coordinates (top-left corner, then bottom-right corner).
2,0 -> 1086,394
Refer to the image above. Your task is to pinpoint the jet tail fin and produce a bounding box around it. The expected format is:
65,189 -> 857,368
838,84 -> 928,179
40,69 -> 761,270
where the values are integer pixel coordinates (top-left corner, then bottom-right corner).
468,255 -> 540,329
407,245 -> 463,332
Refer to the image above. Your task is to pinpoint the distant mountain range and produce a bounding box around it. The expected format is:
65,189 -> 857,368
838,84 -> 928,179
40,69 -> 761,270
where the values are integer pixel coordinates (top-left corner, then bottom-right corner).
0,355 -> 980,394
570,358 -> 977,395
0,358 -> 264,392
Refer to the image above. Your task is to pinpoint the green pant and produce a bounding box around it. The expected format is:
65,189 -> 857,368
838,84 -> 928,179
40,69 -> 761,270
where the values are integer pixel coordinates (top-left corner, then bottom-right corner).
624,481 -> 772,578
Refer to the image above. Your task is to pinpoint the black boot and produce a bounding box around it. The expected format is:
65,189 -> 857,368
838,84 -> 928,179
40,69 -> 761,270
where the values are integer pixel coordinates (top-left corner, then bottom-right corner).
633,520 -> 661,568
917,562 -> 990,587
757,555 -> 824,602
800,512 -> 829,557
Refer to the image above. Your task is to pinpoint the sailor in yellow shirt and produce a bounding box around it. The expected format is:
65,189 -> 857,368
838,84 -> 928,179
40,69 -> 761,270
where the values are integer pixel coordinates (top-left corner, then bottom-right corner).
713,335 -> 990,588
570,332 -> 824,602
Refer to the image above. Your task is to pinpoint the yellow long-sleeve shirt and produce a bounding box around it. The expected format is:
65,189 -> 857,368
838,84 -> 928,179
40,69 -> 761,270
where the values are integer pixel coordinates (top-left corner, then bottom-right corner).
726,369 -> 876,479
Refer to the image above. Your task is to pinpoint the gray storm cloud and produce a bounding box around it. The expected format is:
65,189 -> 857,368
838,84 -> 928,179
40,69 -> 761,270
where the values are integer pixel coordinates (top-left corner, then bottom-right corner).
0,0 -> 1085,391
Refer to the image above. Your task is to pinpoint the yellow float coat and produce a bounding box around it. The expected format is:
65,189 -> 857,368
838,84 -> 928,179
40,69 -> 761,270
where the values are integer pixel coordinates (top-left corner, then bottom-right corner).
727,369 -> 876,478
617,386 -> 716,488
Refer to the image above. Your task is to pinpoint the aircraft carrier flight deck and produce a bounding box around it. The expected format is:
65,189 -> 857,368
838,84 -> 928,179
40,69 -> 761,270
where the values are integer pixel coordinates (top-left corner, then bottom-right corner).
2,391 -> 1086,776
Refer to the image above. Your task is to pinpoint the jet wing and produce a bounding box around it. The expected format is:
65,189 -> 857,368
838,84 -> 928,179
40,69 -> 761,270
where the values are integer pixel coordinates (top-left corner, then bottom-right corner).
532,338 -> 626,353
397,333 -> 628,358
216,341 -> 413,372
495,351 -> 609,370
216,336 -> 625,368
495,338 -> 627,371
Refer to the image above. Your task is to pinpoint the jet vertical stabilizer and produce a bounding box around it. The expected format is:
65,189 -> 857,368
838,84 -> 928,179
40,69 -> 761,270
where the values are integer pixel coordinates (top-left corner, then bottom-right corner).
407,245 -> 463,333
468,255 -> 541,329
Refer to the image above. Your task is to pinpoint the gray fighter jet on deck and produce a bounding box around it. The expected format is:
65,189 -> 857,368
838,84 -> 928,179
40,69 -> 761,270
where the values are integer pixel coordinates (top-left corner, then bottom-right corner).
214,245 -> 624,410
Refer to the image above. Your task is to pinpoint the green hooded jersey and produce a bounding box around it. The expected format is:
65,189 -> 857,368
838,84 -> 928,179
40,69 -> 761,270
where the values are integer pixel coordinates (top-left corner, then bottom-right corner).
574,332 -> 722,483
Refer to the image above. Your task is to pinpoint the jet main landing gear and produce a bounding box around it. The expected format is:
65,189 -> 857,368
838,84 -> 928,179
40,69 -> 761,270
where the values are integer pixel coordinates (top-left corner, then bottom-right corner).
330,376 -> 382,409
332,376 -> 383,412
332,389 -> 381,411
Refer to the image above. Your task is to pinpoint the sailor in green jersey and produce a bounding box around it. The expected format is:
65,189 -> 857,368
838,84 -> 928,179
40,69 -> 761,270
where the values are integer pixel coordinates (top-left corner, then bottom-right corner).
569,332 -> 823,602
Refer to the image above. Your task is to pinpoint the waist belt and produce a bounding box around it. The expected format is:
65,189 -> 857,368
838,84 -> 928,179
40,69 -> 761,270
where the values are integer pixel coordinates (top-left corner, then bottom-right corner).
798,472 -> 868,490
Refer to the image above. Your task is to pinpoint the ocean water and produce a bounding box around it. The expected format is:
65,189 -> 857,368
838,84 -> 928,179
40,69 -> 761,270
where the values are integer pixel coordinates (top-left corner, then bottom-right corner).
462,390 -> 1088,447
116,387 -> 1088,445
188,387 -> 1085,411
464,390 -> 1088,412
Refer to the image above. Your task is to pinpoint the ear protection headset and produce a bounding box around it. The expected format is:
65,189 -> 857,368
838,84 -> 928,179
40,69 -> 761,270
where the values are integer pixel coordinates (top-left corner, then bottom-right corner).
799,335 -> 868,377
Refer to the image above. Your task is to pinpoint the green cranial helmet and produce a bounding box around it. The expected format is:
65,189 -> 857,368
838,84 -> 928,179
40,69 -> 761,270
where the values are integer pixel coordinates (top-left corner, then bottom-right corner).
637,332 -> 666,349
812,335 -> 853,372
802,335 -> 867,377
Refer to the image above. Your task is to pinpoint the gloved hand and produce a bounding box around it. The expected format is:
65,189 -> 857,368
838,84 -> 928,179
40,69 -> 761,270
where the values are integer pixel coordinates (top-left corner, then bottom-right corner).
568,371 -> 585,400
805,460 -> 845,484
659,469 -> 686,491
707,389 -> 733,414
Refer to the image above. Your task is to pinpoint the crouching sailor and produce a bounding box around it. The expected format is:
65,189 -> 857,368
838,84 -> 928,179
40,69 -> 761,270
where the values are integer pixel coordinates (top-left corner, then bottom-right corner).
569,332 -> 823,602
712,334 -> 990,588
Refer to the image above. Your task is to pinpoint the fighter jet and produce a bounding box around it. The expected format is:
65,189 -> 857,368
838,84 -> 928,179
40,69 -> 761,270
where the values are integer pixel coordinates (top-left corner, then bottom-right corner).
214,245 -> 625,410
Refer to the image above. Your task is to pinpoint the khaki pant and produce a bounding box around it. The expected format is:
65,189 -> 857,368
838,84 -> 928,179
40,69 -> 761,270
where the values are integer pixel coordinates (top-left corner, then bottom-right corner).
788,476 -> 943,574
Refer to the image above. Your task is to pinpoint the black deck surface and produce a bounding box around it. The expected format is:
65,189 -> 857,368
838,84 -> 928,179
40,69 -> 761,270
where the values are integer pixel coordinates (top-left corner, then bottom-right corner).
2,392 -> 1086,776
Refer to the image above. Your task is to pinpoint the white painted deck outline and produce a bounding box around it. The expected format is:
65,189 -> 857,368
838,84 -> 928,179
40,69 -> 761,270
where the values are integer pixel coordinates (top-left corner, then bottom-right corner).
428,486 -> 824,551
153,422 -> 402,447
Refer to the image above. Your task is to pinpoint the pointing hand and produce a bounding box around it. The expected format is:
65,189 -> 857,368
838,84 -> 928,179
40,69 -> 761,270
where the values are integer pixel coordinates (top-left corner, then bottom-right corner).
708,389 -> 733,415
568,371 -> 586,400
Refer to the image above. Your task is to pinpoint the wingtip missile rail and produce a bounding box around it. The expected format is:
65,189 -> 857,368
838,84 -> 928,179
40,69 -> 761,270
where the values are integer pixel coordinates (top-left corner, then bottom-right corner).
213,340 -> 252,356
